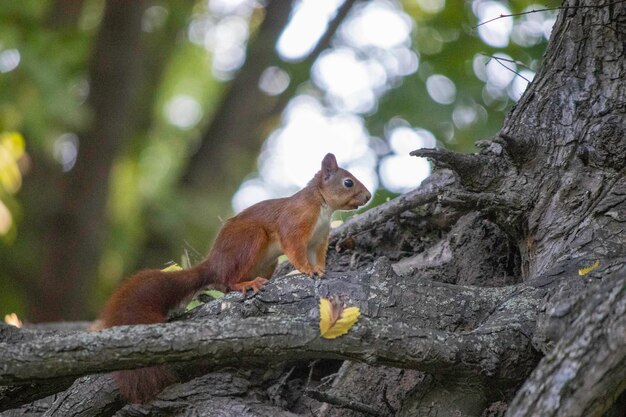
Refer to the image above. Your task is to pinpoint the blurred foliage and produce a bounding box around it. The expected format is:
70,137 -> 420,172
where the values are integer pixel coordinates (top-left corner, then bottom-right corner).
0,0 -> 559,319
0,132 -> 25,240
373,0 -> 557,153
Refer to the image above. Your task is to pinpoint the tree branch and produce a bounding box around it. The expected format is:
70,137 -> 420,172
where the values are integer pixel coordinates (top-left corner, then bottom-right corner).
306,387 -> 391,417
2,261 -> 533,411
1,260 -> 545,391
42,374 -> 123,417
331,169 -> 456,250
0,377 -> 75,413
410,146 -> 513,190
271,0 -> 360,113
472,1 -> 626,29
410,148 -> 488,175
0,313 -> 534,387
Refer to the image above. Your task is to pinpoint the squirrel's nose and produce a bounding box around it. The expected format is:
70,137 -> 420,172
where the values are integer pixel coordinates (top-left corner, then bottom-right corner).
365,191 -> 372,202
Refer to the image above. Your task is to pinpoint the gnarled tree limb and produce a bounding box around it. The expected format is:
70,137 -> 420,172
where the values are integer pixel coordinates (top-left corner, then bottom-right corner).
0,312 -> 533,386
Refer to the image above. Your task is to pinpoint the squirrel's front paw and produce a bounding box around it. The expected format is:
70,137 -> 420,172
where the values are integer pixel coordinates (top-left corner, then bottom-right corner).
313,267 -> 325,278
297,266 -> 314,276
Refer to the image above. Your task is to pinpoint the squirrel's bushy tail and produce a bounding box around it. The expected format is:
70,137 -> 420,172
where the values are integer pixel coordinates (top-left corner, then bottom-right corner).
99,266 -> 211,403
100,267 -> 208,327
112,367 -> 178,404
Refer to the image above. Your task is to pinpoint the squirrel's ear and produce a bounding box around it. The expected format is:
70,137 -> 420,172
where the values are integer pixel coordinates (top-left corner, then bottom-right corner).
321,153 -> 338,180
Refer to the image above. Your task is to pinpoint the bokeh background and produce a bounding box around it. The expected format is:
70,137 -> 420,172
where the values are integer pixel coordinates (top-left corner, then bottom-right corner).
0,0 -> 557,321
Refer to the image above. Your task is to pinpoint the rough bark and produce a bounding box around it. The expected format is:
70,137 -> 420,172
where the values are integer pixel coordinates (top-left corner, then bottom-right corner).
507,273 -> 626,417
2,0 -> 625,415
0,258 -> 544,385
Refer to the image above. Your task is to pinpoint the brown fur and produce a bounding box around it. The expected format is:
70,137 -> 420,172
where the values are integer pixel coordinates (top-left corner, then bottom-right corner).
99,153 -> 370,403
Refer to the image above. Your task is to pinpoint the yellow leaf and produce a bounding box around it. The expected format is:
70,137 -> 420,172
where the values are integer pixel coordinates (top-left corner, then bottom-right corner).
162,262 -> 183,272
4,313 -> 22,328
578,259 -> 600,276
0,199 -> 12,235
319,297 -> 360,339
319,298 -> 334,335
0,132 -> 25,158
0,132 -> 25,194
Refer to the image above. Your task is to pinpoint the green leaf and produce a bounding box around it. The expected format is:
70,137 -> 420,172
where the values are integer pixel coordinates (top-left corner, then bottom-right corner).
181,250 -> 193,269
200,289 -> 225,299
186,299 -> 204,311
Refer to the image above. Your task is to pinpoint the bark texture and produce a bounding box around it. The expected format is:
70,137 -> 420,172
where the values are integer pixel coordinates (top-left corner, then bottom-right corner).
1,0 -> 625,416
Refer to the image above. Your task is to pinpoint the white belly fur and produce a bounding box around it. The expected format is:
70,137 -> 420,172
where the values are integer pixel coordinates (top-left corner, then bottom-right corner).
307,204 -> 332,264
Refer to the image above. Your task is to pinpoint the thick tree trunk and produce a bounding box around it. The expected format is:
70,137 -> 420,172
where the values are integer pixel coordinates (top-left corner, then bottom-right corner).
498,0 -> 626,279
1,0 -> 624,415
32,0 -> 147,321
507,273 -> 626,417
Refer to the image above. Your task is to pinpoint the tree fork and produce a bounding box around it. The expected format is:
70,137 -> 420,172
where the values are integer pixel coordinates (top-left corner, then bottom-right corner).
494,132 -> 536,166
331,174 -> 447,251
437,189 -> 528,237
410,148 -> 493,185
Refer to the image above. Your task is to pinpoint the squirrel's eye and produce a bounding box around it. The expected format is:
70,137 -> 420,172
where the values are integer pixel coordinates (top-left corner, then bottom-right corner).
343,178 -> 354,188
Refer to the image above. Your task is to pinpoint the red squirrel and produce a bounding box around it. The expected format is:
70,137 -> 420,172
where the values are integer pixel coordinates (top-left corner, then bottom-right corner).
99,153 -> 371,403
